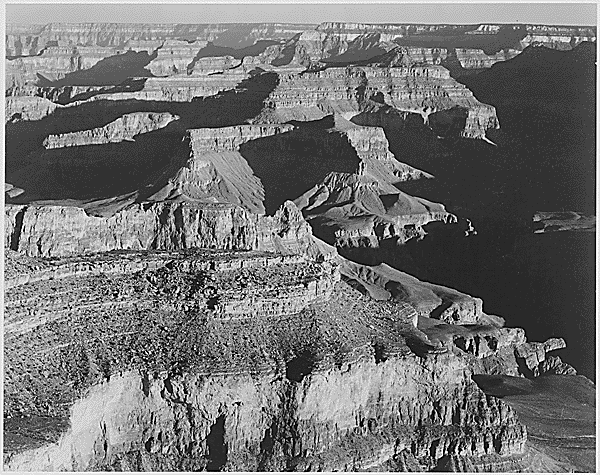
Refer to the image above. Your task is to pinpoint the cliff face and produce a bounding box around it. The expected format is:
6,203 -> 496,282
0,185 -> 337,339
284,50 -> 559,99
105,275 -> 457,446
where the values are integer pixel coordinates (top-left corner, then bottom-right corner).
256,55 -> 498,139
5,200 -> 318,259
43,112 -> 178,148
146,40 -> 208,76
6,240 -> 570,472
146,125 -> 294,213
6,45 -> 117,86
5,22 -> 315,57
3,361 -> 527,472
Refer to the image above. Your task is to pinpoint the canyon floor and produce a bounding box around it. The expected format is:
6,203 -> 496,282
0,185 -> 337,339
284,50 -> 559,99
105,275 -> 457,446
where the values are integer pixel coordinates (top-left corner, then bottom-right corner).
4,21 -> 596,472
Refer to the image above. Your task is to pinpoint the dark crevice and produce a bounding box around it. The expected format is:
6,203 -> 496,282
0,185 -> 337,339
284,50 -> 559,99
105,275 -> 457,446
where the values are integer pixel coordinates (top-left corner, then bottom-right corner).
239,126 -> 361,215
206,414 -> 227,471
9,206 -> 27,251
285,350 -> 317,383
373,342 -> 387,364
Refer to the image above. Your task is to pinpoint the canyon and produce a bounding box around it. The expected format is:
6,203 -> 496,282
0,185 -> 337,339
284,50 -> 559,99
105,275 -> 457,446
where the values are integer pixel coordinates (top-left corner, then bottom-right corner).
4,21 -> 596,472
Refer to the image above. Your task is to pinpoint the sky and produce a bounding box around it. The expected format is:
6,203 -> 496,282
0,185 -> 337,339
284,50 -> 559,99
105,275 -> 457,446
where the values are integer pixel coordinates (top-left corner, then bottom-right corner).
5,2 -> 598,26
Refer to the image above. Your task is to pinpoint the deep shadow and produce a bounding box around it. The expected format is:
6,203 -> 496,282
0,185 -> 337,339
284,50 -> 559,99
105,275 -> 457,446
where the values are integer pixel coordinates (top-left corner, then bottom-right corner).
320,33 -> 391,66
46,78 -> 149,105
393,25 -> 527,54
342,45 -> 596,380
285,349 -> 318,383
6,72 -> 279,205
190,40 -> 281,62
206,414 -> 227,471
36,50 -> 156,87
239,123 -> 361,214
472,374 -> 534,397
271,34 -> 300,67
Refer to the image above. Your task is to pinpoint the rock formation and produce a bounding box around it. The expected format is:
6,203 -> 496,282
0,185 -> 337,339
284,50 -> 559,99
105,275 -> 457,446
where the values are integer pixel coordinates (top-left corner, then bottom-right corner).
4,20 -> 596,473
255,49 -> 498,139
532,211 -> 595,233
43,112 -> 178,148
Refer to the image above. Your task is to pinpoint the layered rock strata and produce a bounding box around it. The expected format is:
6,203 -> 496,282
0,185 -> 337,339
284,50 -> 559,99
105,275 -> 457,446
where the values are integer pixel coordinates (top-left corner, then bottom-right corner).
146,125 -> 294,214
256,53 -> 498,139
6,45 -> 119,87
146,40 -> 208,76
4,200 -> 317,259
4,244 -> 572,472
455,48 -> 520,69
4,20 -> 595,473
318,22 -> 596,50
43,112 -> 178,148
5,22 -> 315,57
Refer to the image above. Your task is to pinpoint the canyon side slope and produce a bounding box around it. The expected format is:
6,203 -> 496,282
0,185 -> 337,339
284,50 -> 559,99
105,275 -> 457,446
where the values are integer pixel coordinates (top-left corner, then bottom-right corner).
4,22 -> 596,472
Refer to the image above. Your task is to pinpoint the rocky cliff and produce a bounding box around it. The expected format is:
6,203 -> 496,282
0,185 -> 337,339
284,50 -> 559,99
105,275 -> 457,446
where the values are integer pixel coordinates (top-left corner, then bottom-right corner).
5,22 -> 314,57
4,200 -> 319,259
43,112 -> 178,148
5,239 -> 578,471
255,51 -> 498,139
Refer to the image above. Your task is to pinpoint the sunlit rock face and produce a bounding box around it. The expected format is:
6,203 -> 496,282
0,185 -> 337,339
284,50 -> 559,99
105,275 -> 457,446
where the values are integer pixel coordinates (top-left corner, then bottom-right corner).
256,56 -> 498,139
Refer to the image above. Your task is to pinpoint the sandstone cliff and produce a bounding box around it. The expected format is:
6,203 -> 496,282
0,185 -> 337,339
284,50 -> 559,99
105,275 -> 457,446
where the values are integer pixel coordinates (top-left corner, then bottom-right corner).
4,200 -> 319,259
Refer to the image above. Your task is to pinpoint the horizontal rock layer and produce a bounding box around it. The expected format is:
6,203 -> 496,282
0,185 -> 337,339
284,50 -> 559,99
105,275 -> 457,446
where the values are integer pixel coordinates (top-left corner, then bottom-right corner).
43,112 -> 178,148
4,201 -> 315,258
6,245 -> 551,471
257,63 -> 498,139
6,22 -> 315,56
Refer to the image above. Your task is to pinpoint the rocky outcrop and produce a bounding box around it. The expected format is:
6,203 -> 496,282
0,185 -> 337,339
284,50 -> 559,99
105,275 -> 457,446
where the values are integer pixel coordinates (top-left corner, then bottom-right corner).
5,240 -> 545,471
455,48 -> 520,69
185,125 -> 294,152
257,57 -> 498,139
6,45 -> 128,88
5,250 -> 338,337
287,118 -> 450,246
4,200 -> 317,259
46,77 -> 244,103
519,25 -> 596,49
3,362 -> 527,472
145,125 -> 293,214
43,112 -> 178,148
340,260 -> 482,324
146,40 -> 208,76
532,211 -> 595,233
513,338 -> 576,377
188,56 -> 241,76
5,96 -> 62,121
5,22 -> 315,57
